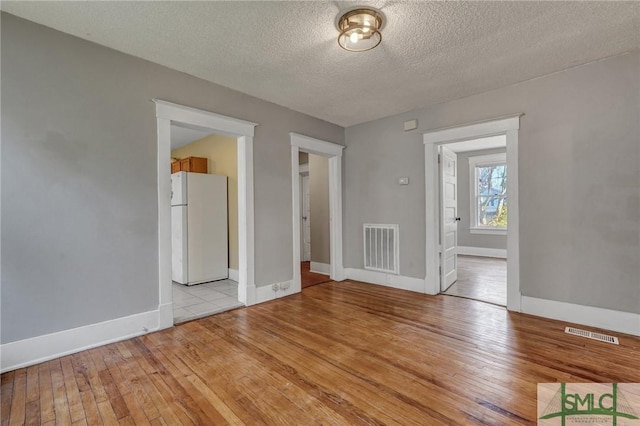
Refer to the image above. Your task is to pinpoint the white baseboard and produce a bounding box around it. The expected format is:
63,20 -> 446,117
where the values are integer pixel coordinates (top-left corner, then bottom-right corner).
310,262 -> 330,275
254,280 -> 296,304
457,246 -> 507,258
240,284 -> 256,306
344,268 -> 425,293
158,302 -> 174,330
1,309 -> 160,373
521,296 -> 640,337
228,268 -> 239,282
255,284 -> 276,303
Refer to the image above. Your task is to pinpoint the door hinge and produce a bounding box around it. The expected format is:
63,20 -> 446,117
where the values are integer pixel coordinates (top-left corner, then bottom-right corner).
437,154 -> 441,164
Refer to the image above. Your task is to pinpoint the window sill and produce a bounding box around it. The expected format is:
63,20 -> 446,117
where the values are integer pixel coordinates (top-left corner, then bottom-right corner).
469,228 -> 507,236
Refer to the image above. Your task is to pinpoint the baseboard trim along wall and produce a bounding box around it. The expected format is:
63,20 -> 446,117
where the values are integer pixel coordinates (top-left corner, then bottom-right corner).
5,281 -> 635,373
1,309 -> 160,373
344,267 -> 639,337
228,268 -> 239,282
457,246 -> 507,258
254,280 -> 296,304
310,262 -> 330,275
344,268 -> 425,293
521,296 -> 640,337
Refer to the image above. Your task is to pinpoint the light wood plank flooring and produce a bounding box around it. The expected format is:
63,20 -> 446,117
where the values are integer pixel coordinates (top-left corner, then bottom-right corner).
2,280 -> 639,425
444,255 -> 507,306
301,261 -> 331,289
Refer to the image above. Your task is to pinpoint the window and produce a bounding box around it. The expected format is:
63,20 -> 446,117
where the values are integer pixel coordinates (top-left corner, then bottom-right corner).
469,153 -> 507,233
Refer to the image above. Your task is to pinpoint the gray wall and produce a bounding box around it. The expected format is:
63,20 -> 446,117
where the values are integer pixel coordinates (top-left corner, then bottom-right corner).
456,148 -> 507,250
309,154 -> 330,265
345,51 -> 639,314
1,13 -> 343,343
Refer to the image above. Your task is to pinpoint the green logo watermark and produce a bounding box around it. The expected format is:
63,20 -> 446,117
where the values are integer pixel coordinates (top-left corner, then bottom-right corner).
538,383 -> 640,425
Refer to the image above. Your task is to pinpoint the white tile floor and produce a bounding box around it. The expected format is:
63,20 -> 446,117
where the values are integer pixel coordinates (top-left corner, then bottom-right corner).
172,279 -> 243,323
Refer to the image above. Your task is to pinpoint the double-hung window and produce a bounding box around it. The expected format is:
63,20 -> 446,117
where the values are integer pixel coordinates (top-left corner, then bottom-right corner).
469,153 -> 507,234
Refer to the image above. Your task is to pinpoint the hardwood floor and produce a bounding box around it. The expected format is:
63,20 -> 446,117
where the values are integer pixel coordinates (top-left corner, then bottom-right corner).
300,261 -> 331,289
3,280 -> 639,425
444,255 -> 507,306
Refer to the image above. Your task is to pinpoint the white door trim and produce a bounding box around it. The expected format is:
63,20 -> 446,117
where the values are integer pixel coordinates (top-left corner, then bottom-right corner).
290,133 -> 345,293
423,114 -> 522,312
154,99 -> 258,330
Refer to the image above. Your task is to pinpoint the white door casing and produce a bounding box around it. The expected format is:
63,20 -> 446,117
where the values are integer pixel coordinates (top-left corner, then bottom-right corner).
171,205 -> 188,283
290,132 -> 345,293
439,145 -> 458,291
154,99 -> 258,329
423,114 -> 522,312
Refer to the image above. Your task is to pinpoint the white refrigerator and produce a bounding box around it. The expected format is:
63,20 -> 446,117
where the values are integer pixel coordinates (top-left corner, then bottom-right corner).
171,171 -> 228,285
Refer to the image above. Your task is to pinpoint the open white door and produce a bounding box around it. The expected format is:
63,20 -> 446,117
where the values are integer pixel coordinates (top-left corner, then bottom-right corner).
440,145 -> 459,291
301,174 -> 311,261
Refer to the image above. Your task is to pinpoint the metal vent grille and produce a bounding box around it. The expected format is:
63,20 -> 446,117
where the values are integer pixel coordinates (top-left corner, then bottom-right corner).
564,327 -> 619,345
363,224 -> 399,274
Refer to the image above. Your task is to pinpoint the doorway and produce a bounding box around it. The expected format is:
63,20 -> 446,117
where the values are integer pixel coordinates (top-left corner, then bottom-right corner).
290,133 -> 345,293
154,100 -> 257,330
299,160 -> 311,262
169,129 -> 244,322
298,152 -> 332,289
423,115 -> 522,311
437,137 -> 508,306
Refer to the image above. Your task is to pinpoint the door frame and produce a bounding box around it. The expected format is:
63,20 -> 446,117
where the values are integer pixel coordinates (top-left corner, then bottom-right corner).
290,133 -> 345,293
423,115 -> 522,312
154,99 -> 258,329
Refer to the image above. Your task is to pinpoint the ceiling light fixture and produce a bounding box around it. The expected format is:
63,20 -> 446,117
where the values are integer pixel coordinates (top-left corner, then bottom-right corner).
336,7 -> 384,52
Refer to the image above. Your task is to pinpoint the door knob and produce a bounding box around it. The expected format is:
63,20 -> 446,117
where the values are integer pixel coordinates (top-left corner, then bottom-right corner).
455,217 -> 461,221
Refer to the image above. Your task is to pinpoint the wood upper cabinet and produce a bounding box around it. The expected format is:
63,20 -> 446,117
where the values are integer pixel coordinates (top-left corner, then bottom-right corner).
171,157 -> 208,174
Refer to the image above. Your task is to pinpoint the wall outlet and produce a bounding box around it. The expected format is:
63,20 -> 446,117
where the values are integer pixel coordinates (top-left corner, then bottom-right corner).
272,283 -> 280,292
398,177 -> 409,185
280,281 -> 291,290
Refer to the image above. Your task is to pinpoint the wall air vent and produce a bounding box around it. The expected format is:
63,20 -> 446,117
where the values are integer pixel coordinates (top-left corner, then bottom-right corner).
564,327 -> 619,345
363,224 -> 399,274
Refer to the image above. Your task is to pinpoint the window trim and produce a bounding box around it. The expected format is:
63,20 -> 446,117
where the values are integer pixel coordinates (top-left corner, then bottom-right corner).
469,153 -> 507,233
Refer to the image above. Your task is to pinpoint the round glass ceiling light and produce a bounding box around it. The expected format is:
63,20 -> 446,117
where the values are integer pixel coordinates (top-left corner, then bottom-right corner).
336,7 -> 385,52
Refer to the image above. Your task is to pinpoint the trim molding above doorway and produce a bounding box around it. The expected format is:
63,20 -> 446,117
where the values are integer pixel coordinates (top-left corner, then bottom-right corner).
154,99 -> 258,330
290,133 -> 345,294
423,114 -> 523,312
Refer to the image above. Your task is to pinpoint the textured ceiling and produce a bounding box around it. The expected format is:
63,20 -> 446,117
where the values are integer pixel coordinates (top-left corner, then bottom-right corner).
447,135 -> 505,153
171,124 -> 214,151
2,1 -> 639,127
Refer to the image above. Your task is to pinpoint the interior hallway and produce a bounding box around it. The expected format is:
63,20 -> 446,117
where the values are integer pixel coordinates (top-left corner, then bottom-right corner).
301,261 -> 331,289
443,255 -> 507,306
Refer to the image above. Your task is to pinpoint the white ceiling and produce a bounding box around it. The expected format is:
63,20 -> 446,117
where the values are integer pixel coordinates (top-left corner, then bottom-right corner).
170,124 -> 214,151
446,135 -> 505,153
3,1 -> 639,127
